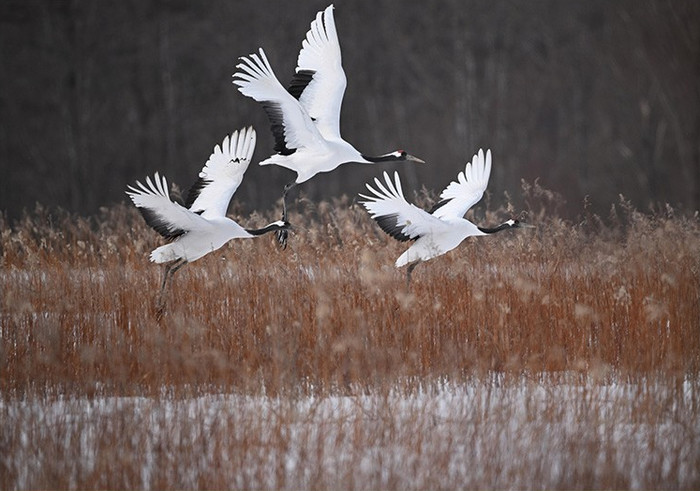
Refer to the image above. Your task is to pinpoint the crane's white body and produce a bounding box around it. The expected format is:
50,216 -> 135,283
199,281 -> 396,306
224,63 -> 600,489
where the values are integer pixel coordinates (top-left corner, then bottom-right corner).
361,149 -> 511,268
232,5 -> 421,185
395,219 -> 487,267
126,127 -> 284,264
149,202 -> 253,264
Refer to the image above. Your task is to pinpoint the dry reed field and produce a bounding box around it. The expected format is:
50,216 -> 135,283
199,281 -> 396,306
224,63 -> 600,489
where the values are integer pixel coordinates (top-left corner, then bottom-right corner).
1,185 -> 699,489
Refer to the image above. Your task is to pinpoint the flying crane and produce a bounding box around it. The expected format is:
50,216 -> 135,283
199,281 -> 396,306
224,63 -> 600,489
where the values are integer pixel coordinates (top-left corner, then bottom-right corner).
126,127 -> 288,312
360,149 -> 532,284
233,4 -> 424,247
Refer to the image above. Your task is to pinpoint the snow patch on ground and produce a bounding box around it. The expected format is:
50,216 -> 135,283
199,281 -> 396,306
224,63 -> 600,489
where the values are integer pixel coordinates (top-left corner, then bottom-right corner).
2,377 -> 697,489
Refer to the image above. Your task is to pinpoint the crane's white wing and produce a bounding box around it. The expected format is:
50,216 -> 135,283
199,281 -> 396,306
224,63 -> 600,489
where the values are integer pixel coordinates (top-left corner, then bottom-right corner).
185,127 -> 256,219
233,49 -> 326,156
288,4 -> 347,140
431,149 -> 492,220
126,173 -> 205,239
359,171 -> 446,242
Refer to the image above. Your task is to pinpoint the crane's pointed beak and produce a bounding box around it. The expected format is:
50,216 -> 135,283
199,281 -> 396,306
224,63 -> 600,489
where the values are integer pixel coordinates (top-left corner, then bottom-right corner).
518,222 -> 536,229
405,154 -> 426,164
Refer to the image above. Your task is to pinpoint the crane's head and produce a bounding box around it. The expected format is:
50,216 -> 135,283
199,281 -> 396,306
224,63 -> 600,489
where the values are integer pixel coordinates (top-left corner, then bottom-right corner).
393,150 -> 426,164
506,218 -> 535,229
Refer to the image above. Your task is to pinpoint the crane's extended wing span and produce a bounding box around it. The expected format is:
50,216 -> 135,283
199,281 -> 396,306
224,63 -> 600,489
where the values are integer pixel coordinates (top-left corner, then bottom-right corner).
430,149 -> 492,220
290,4 -> 347,140
359,171 -> 444,242
233,49 -> 325,156
185,127 -> 256,219
126,173 -> 203,240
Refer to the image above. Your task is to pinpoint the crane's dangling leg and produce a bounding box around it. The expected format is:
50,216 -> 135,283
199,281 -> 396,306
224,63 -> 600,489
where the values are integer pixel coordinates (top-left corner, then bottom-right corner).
277,181 -> 297,249
406,261 -> 420,288
156,258 -> 186,319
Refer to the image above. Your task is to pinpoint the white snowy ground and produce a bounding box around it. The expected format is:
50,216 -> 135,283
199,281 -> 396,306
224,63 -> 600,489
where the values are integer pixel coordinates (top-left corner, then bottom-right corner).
2,376 -> 698,490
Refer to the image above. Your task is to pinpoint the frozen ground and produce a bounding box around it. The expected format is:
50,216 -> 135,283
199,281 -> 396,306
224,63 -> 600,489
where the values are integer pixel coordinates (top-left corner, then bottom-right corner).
2,376 -> 698,490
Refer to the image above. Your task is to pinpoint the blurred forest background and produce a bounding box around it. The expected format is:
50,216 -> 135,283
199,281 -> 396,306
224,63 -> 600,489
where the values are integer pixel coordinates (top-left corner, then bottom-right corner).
0,0 -> 698,220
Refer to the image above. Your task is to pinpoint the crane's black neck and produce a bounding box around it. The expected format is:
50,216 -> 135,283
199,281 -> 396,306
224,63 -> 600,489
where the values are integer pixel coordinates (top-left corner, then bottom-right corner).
477,220 -> 517,234
245,221 -> 288,236
361,153 -> 401,163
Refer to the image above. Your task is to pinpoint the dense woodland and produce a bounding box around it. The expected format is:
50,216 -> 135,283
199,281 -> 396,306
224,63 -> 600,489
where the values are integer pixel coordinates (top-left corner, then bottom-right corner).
1,0 -> 698,220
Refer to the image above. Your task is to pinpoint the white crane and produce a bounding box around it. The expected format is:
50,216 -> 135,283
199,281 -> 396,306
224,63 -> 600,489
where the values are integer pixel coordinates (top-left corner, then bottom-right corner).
232,4 -> 424,247
126,127 -> 288,310
360,149 -> 532,284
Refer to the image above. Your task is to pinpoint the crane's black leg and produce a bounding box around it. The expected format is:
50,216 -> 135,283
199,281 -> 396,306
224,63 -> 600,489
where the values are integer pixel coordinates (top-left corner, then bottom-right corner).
156,258 -> 186,319
406,261 -> 420,288
277,181 -> 296,249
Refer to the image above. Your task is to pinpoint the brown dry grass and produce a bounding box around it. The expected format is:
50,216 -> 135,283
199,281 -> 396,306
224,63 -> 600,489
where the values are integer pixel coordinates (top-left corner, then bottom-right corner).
1,185 -> 699,489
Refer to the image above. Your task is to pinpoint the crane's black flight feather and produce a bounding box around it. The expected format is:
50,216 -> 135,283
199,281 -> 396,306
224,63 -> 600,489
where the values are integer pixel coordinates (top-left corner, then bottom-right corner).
185,177 -> 211,210
288,70 -> 316,100
428,198 -> 452,215
138,208 -> 186,241
262,101 -> 297,156
375,213 -> 414,242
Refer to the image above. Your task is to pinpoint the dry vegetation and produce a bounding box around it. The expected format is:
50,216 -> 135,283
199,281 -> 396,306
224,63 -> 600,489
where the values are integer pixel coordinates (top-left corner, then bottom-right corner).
1,184 -> 699,489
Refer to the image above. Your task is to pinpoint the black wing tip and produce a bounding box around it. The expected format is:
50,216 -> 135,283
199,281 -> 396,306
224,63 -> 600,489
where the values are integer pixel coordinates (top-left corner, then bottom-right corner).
287,69 -> 316,100
375,213 -> 413,242
138,207 -> 186,241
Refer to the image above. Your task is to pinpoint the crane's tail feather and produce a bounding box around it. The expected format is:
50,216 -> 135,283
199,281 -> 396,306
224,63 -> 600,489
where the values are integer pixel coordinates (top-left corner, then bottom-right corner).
149,243 -> 181,264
